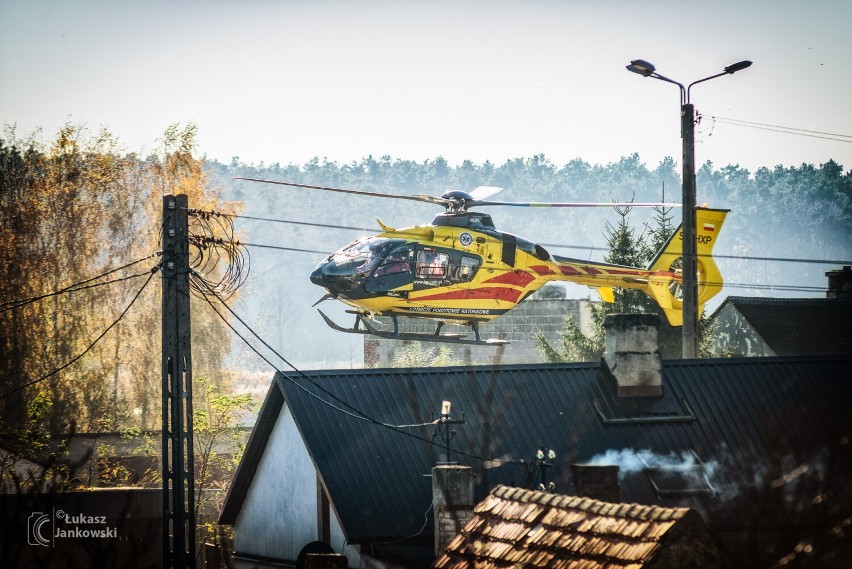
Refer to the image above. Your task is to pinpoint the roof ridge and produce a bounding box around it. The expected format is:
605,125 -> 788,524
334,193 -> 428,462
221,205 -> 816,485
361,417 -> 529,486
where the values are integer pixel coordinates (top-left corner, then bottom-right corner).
491,486 -> 691,521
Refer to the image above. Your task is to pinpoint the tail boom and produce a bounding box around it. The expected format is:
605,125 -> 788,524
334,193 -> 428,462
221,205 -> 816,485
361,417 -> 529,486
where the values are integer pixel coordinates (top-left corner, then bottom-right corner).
544,207 -> 729,326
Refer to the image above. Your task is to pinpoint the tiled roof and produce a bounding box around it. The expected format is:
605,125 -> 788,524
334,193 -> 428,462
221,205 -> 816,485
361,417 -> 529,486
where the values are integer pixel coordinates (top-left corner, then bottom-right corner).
435,485 -> 699,569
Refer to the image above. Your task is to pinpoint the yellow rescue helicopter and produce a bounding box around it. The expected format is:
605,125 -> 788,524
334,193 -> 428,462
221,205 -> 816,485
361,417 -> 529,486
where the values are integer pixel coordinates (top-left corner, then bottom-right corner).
237,178 -> 728,345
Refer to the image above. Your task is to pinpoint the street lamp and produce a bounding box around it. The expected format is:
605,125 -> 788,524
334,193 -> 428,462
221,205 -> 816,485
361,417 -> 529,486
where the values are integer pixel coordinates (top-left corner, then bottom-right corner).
627,58 -> 752,358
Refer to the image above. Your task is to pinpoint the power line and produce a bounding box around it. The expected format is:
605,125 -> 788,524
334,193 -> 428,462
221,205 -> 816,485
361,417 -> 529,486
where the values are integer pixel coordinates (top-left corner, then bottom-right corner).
708,116 -> 852,143
192,209 -> 852,266
1,253 -> 162,312
188,210 -> 250,300
193,272 -> 440,429
237,240 -> 838,292
721,282 -> 826,294
239,234 -> 852,267
240,242 -> 330,255
191,271 -> 491,459
205,210 -> 376,233
713,253 -> 851,265
0,265 -> 159,401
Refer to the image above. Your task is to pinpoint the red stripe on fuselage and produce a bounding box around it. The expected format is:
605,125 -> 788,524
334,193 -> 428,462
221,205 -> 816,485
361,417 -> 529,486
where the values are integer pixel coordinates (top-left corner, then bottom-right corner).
558,265 -> 581,276
484,270 -> 536,287
531,265 -> 556,276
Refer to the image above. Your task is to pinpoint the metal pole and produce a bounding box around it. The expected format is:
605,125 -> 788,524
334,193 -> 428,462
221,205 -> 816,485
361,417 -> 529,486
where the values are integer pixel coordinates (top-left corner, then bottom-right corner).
162,194 -> 196,569
680,104 -> 699,358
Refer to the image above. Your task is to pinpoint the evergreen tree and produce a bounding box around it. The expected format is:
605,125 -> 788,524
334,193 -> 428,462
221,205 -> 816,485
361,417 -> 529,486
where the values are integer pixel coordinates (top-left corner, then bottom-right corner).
536,204 -> 688,361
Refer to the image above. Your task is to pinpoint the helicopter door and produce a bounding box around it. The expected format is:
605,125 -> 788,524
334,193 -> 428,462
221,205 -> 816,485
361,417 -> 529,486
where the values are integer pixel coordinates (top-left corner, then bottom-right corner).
364,246 -> 415,293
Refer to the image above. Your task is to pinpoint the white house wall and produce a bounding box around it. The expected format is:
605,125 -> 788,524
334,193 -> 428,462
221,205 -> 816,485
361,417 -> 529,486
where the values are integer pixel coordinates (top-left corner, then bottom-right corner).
234,401 -> 319,564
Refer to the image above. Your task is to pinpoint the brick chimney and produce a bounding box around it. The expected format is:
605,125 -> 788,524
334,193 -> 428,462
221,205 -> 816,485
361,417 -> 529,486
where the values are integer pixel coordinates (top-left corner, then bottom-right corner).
602,313 -> 662,397
572,464 -> 621,502
432,465 -> 474,556
826,266 -> 852,298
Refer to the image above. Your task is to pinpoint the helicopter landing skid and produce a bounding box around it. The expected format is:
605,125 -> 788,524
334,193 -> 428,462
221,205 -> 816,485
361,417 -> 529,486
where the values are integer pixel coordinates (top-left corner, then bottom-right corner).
316,310 -> 509,347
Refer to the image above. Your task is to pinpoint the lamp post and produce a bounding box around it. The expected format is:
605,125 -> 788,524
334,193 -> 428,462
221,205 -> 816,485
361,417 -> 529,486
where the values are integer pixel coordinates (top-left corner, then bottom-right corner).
626,58 -> 752,359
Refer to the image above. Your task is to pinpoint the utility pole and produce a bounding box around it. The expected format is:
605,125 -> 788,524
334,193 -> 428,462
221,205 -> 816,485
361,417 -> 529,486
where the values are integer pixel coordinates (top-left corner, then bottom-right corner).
162,194 -> 196,569
626,58 -> 752,359
681,103 -> 699,358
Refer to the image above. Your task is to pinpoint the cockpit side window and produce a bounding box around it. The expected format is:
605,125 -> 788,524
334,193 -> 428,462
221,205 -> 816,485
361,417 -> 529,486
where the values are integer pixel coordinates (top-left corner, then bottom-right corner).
416,249 -> 449,279
454,256 -> 481,283
364,245 -> 415,293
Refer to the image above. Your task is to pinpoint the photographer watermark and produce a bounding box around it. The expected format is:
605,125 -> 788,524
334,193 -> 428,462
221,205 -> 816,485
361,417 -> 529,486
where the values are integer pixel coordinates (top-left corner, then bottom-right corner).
27,509 -> 119,547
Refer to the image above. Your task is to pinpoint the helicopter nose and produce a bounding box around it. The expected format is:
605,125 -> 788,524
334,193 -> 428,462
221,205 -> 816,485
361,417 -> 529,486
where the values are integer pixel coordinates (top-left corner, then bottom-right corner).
310,264 -> 326,286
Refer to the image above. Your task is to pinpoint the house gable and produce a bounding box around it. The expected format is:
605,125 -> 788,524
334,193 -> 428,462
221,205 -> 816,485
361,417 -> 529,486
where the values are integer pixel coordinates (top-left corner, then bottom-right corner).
233,400 -> 319,563
221,379 -> 361,568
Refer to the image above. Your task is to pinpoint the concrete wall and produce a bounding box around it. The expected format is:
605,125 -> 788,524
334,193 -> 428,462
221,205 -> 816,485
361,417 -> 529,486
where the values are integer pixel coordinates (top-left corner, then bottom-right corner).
365,288 -> 594,366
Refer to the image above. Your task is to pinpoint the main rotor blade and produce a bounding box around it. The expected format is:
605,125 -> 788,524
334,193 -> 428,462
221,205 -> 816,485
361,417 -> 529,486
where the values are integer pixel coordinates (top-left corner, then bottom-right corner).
469,186 -> 503,201
234,177 -> 448,206
468,200 -> 682,208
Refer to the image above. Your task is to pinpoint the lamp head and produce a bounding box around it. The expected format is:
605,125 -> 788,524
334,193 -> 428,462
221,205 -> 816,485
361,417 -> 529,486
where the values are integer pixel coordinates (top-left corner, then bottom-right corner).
627,59 -> 656,77
724,60 -> 753,74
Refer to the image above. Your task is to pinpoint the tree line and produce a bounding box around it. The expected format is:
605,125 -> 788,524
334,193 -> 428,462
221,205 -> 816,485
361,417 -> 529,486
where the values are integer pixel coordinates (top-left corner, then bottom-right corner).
0,124 -> 240,436
3,125 -> 850,436
214,152 -> 851,367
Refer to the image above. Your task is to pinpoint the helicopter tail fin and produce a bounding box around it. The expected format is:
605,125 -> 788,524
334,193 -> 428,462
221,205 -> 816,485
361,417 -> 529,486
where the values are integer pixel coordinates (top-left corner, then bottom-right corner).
644,208 -> 730,326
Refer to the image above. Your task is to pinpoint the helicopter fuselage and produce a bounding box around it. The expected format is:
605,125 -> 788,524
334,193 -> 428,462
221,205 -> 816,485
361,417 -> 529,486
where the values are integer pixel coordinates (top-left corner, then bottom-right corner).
309,208 -> 729,327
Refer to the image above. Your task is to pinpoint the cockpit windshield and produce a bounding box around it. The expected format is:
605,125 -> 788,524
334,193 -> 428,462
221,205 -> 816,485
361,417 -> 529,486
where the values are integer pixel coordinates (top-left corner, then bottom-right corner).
325,238 -> 406,276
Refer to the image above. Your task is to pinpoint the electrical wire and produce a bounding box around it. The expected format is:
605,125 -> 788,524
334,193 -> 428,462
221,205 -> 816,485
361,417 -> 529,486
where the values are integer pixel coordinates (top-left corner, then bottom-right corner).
193,273 -> 446,430
189,208 -> 852,266
203,210 -> 376,233
708,115 -> 852,143
0,253 -> 162,312
186,265 -> 374,417
189,269 -> 495,461
187,209 -> 250,300
0,265 -> 159,401
239,242 -> 330,255
378,501 -> 434,545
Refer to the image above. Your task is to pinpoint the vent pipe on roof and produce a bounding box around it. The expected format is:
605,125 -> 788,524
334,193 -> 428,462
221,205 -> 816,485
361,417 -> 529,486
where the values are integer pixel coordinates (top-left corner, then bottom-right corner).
602,313 -> 663,397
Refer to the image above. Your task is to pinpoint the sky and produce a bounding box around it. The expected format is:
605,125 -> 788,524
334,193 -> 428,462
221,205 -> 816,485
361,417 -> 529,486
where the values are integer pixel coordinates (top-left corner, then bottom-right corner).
2,0 -> 851,175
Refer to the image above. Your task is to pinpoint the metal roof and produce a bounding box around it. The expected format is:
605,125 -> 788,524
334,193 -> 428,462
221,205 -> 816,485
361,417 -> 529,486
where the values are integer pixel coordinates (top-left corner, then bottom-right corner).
711,296 -> 852,355
220,355 -> 852,565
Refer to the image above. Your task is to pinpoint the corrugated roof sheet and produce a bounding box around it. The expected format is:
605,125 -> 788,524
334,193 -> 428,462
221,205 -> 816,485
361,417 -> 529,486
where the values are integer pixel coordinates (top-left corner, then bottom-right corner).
220,355 -> 852,566
711,297 -> 852,355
